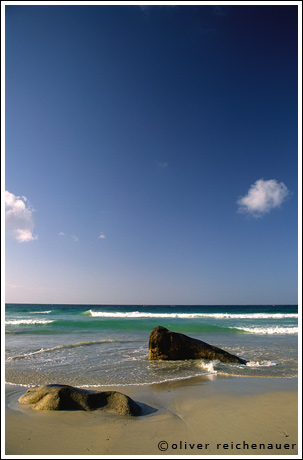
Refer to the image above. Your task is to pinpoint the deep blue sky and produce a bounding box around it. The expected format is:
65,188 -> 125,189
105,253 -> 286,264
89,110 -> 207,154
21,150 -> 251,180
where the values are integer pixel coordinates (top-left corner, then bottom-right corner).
4,4 -> 299,305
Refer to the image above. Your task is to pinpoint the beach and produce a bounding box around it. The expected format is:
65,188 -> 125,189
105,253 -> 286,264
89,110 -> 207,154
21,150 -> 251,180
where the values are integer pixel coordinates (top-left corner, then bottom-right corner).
5,376 -> 299,456
4,304 -> 299,456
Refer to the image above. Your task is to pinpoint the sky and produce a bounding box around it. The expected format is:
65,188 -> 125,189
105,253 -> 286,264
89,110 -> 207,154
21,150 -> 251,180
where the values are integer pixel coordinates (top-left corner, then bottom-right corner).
3,2 -> 300,305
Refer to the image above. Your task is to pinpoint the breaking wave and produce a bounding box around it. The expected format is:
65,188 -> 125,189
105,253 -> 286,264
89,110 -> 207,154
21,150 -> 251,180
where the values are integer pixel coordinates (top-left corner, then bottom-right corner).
232,326 -> 298,335
5,319 -> 55,325
85,309 -> 297,320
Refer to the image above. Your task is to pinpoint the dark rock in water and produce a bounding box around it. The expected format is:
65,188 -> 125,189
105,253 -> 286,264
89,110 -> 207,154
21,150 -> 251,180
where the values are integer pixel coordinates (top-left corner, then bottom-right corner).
18,384 -> 141,416
149,326 -> 247,364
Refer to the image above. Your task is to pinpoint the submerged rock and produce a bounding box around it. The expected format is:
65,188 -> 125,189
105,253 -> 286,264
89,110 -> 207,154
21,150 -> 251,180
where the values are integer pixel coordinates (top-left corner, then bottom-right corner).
149,326 -> 247,364
18,384 -> 141,416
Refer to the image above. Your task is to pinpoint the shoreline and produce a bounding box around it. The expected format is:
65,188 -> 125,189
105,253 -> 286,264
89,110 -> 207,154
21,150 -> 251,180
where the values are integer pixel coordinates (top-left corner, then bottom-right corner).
4,375 -> 299,456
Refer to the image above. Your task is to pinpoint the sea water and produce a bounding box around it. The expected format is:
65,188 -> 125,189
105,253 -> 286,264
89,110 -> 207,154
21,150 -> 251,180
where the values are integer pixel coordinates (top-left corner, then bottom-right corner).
5,304 -> 298,387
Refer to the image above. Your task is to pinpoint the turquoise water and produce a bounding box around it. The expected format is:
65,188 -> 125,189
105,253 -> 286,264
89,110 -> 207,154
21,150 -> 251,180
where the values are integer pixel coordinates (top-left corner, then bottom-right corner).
5,304 -> 298,386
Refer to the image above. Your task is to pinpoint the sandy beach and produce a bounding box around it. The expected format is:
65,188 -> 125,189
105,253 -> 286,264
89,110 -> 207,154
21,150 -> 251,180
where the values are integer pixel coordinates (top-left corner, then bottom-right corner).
4,376 -> 299,456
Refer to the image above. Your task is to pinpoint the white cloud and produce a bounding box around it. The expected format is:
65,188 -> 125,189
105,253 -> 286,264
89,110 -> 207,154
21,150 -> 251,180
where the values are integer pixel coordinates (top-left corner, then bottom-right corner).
58,232 -> 65,236
237,179 -> 290,217
158,162 -> 168,168
5,191 -> 38,242
99,233 -> 106,239
72,235 -> 79,243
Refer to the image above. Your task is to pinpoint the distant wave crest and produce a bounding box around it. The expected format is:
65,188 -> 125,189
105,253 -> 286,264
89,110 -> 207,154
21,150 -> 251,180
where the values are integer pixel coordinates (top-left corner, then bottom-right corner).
5,319 -> 55,325
232,326 -> 298,335
85,309 -> 298,320
31,310 -> 52,314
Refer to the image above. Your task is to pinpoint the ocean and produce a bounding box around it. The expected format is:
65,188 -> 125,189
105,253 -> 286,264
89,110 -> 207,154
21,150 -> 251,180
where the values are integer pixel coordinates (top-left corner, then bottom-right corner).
5,304 -> 298,387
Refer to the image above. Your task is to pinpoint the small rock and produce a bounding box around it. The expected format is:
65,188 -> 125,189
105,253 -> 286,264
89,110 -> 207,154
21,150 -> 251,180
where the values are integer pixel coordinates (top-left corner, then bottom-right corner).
18,384 -> 141,416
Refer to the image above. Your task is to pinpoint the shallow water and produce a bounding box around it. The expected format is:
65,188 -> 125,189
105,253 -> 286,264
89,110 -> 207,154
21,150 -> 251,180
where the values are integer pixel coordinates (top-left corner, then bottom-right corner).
5,304 -> 298,387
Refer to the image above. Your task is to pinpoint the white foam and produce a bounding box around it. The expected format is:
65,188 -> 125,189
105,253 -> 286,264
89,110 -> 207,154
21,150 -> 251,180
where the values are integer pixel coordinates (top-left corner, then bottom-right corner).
32,310 -> 52,314
6,348 -> 48,361
5,381 -> 32,388
198,360 -> 218,374
246,360 -> 277,367
233,326 -> 298,334
5,319 -> 54,325
85,309 -> 298,320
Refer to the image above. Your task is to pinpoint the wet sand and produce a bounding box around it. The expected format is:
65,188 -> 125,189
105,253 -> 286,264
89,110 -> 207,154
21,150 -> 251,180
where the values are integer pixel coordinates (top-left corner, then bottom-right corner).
4,376 -> 299,456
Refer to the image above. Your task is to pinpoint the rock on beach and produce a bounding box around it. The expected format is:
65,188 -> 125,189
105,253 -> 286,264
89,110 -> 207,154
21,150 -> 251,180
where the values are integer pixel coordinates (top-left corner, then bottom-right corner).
149,326 -> 247,364
18,384 -> 141,416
